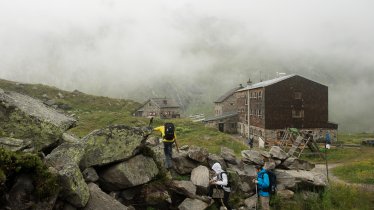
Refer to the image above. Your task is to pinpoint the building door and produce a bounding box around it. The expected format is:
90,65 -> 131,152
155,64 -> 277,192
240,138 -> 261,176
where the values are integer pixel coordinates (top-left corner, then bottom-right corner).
218,123 -> 224,132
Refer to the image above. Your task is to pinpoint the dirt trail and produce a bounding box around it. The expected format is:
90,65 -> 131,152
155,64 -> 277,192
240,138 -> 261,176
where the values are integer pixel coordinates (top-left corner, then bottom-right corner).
314,163 -> 374,192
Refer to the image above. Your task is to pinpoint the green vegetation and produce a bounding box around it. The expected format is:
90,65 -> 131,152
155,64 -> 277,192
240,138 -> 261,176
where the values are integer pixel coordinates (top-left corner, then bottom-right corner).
0,148 -> 59,199
301,132 -> 374,185
338,132 -> 374,144
333,160 -> 374,184
271,183 -> 374,210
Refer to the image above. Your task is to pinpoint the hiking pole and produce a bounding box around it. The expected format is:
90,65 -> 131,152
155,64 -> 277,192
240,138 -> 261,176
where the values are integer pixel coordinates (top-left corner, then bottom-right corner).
174,138 -> 180,153
255,183 -> 258,210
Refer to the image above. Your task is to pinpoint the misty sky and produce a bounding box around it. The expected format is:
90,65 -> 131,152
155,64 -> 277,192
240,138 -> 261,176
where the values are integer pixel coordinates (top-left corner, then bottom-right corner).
0,0 -> 373,132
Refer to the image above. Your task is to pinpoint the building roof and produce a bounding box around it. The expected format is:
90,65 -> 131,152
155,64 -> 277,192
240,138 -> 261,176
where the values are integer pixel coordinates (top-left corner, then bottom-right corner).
204,112 -> 238,122
214,86 -> 243,103
237,74 -> 296,92
135,98 -> 180,112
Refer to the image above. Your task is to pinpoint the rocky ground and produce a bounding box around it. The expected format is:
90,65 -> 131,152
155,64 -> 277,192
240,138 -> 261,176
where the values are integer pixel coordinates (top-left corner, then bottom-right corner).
0,89 -> 329,210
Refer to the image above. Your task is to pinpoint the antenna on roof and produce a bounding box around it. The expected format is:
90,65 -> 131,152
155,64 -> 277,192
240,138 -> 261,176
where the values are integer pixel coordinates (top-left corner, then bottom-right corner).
247,78 -> 252,86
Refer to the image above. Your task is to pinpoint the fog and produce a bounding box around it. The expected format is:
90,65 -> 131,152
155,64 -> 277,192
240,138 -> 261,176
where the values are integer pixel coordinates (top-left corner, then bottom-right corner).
0,0 -> 373,132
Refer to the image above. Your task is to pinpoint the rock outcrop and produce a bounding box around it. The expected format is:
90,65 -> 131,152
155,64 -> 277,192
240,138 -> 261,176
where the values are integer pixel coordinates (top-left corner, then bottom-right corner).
83,183 -> 129,210
80,125 -> 147,168
0,89 -> 76,151
99,154 -> 159,191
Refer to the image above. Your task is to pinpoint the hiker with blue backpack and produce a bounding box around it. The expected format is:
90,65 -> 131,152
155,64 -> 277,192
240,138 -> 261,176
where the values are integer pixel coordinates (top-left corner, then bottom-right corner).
253,165 -> 275,210
154,122 -> 179,169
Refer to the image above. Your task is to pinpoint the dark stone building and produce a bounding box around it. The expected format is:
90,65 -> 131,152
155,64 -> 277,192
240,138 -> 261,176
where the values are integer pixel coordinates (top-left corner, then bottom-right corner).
133,98 -> 180,119
236,74 -> 338,143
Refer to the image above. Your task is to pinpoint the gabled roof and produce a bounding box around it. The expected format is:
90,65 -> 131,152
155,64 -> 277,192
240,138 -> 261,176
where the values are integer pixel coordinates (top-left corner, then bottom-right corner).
203,111 -> 238,122
237,74 -> 296,92
215,86 -> 242,103
135,98 -> 180,112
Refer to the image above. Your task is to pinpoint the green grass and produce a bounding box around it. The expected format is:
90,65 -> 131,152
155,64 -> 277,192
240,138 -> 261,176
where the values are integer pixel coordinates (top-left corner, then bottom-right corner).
333,160 -> 374,184
272,183 -> 374,210
337,132 -> 374,144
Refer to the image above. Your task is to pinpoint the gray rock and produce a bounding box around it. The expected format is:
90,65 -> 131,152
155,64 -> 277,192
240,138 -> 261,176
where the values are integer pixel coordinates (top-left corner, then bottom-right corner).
179,145 -> 189,150
0,137 -> 33,152
282,158 -> 315,171
99,154 -> 159,191
277,189 -> 295,199
221,147 -> 237,165
146,136 -> 160,146
80,125 -> 147,168
244,195 -> 257,209
62,133 -> 80,143
44,99 -> 57,106
208,153 -> 227,170
260,150 -> 271,158
191,165 -> 210,193
172,180 -> 197,196
173,152 -> 199,175
82,168 -> 99,183
264,160 -> 276,170
269,146 -> 289,160
178,198 -> 209,210
0,89 -> 76,151
274,169 -> 296,190
46,142 -> 89,207
83,183 -> 128,210
276,169 -> 327,187
241,150 -> 264,165
188,146 -> 209,163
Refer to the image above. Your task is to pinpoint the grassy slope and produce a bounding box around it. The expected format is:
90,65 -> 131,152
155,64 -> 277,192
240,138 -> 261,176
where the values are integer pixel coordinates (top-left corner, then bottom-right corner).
0,79 -> 247,155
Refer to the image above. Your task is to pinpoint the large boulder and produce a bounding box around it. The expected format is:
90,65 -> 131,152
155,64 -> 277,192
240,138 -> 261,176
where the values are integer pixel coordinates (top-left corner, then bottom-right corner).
99,154 -> 159,191
274,170 -> 296,190
244,195 -> 257,209
276,169 -> 327,188
188,146 -> 209,163
46,142 -> 89,207
191,166 -> 210,193
281,158 -> 315,171
277,189 -> 295,199
178,198 -> 209,210
80,125 -> 148,168
221,147 -> 237,165
172,180 -> 197,196
173,152 -> 199,175
269,146 -> 289,160
83,183 -> 129,210
207,153 -> 227,170
241,150 -> 264,165
0,89 -> 76,151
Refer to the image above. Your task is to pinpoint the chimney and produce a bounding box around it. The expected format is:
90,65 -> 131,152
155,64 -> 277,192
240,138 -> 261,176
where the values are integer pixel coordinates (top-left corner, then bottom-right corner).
239,84 -> 244,88
247,78 -> 252,86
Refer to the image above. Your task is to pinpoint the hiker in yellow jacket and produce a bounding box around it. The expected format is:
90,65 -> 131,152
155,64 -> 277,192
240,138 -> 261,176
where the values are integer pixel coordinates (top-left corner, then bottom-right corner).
154,123 -> 179,169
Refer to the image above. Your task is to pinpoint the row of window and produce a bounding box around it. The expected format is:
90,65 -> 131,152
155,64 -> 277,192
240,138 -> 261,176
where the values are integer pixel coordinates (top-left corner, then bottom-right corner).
148,111 -> 175,116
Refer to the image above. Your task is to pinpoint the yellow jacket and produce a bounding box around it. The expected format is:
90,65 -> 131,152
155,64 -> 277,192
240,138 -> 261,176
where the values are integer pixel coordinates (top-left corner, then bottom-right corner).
154,126 -> 177,143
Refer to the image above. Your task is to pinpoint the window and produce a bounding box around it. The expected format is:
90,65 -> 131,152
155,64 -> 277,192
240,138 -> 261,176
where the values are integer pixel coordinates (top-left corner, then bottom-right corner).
245,114 -> 248,122
259,109 -> 262,117
230,102 -> 234,106
292,109 -> 304,118
250,109 -> 253,115
258,91 -> 262,99
255,92 -> 258,99
294,92 -> 302,99
245,97 -> 248,105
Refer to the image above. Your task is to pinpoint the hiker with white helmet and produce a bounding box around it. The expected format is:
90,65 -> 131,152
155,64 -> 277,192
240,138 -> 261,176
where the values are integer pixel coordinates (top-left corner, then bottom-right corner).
207,162 -> 232,210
